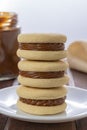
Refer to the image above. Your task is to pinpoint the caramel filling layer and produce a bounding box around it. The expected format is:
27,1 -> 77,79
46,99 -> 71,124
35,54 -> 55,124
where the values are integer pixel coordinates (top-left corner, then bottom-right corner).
20,97 -> 66,106
19,43 -> 64,51
19,71 -> 64,79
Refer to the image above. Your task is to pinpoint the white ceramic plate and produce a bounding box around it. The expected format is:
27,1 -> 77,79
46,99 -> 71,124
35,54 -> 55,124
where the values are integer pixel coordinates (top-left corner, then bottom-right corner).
0,85 -> 87,123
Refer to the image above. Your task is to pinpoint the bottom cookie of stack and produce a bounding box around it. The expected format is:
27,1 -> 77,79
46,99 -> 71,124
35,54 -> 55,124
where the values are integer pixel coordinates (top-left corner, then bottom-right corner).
17,85 -> 67,115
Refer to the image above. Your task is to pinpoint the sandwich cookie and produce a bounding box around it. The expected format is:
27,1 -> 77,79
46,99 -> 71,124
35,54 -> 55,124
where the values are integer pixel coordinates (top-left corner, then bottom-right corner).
17,33 -> 67,61
17,85 -> 67,115
68,41 -> 87,73
18,60 -> 69,88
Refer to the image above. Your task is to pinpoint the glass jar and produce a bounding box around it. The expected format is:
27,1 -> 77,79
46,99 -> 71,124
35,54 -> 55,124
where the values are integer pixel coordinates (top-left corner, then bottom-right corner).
0,12 -> 20,80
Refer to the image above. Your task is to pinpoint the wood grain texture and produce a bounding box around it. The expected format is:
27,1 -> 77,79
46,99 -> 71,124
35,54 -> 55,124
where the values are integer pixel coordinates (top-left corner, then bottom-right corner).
71,69 -> 87,89
76,118 -> 87,130
0,114 -> 8,130
5,118 -> 76,130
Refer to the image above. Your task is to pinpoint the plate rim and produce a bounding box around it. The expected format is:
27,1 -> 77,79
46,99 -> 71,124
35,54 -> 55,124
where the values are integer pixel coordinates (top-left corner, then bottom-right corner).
0,85 -> 87,123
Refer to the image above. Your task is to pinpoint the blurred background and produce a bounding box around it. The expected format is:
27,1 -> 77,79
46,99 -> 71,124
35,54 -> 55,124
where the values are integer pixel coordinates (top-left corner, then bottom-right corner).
0,0 -> 87,46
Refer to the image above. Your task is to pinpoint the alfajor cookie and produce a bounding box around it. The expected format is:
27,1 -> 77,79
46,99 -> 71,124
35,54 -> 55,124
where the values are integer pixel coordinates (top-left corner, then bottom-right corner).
68,41 -> 87,73
18,60 -> 69,88
17,33 -> 67,61
17,85 -> 67,115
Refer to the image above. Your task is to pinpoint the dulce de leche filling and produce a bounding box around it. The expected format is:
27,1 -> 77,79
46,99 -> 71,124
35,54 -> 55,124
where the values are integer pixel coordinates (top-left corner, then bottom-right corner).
19,43 -> 64,51
20,96 -> 66,106
19,71 -> 64,79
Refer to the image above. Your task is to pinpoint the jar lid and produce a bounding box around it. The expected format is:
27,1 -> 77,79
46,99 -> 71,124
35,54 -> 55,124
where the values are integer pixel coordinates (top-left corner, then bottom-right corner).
0,12 -> 17,28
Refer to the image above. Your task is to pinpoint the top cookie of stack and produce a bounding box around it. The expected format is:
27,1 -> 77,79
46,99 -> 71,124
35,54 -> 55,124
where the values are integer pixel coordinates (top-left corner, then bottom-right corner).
17,33 -> 67,61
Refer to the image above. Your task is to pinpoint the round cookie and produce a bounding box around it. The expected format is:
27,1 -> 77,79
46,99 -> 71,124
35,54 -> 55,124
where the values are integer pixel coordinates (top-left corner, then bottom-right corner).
17,101 -> 66,115
17,33 -> 67,61
17,50 -> 67,61
18,33 -> 67,43
17,85 -> 67,99
18,60 -> 69,72
18,75 -> 69,88
17,85 -> 67,115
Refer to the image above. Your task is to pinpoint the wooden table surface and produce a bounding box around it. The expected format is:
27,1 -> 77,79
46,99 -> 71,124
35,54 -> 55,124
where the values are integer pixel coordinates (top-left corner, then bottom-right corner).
0,69 -> 87,130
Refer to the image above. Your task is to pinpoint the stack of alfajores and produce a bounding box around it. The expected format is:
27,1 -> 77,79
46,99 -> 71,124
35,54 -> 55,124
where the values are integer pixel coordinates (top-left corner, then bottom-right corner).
16,34 -> 69,115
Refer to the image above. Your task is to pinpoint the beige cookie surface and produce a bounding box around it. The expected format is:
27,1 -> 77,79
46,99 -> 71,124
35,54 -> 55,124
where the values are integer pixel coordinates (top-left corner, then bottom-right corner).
17,49 -> 67,61
17,85 -> 67,99
18,60 -> 68,72
18,75 -> 69,88
68,41 -> 87,61
68,54 -> 87,73
18,33 -> 67,43
17,101 -> 67,115
68,41 -> 87,73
